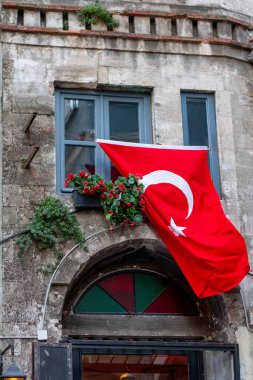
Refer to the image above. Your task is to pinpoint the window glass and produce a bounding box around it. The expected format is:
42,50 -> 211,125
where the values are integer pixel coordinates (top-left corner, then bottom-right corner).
74,271 -> 198,315
181,93 -> 221,195
109,101 -> 139,142
186,98 -> 208,146
64,99 -> 95,142
65,146 -> 95,177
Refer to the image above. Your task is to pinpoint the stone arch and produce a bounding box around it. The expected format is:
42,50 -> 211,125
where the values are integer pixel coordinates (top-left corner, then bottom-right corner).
44,224 -> 238,343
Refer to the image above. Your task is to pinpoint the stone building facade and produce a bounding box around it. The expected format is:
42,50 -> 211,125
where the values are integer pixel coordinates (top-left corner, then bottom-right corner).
0,0 -> 253,379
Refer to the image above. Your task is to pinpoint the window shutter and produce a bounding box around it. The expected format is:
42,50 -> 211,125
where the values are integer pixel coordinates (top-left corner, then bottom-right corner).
33,342 -> 72,380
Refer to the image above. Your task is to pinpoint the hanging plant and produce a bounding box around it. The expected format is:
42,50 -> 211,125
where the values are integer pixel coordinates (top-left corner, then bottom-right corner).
17,196 -> 85,274
77,0 -> 119,30
64,171 -> 106,195
100,174 -> 145,229
65,171 -> 146,229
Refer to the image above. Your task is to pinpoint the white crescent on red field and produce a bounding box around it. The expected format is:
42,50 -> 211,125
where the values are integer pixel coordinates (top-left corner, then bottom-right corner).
139,170 -> 194,237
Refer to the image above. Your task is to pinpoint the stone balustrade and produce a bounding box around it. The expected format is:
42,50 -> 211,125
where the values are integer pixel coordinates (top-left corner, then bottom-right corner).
1,2 -> 252,46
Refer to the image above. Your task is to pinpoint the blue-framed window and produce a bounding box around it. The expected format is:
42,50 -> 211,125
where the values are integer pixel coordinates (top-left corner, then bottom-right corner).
55,90 -> 152,192
181,92 -> 221,195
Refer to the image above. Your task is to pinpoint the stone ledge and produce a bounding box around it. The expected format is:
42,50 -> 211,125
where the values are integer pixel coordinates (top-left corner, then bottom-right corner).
2,2 -> 253,29
2,1 -> 80,12
0,23 -> 251,51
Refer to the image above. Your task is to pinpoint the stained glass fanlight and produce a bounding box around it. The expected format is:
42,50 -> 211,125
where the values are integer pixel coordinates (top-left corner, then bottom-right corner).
74,271 -> 198,315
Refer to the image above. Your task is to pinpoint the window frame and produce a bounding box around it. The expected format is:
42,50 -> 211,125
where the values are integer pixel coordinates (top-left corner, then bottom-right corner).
181,92 -> 221,195
55,89 -> 152,193
71,340 -> 240,380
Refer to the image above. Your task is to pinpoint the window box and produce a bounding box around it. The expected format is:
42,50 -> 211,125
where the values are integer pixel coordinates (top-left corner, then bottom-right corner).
72,190 -> 102,210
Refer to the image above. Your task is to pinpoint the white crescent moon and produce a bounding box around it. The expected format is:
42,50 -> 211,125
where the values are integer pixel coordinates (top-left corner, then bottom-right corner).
139,170 -> 194,219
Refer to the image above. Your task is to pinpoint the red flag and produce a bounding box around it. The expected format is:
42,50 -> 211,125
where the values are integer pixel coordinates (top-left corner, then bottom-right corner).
97,139 -> 249,298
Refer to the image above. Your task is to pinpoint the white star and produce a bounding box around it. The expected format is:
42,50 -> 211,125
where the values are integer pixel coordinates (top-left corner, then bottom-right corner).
169,217 -> 187,237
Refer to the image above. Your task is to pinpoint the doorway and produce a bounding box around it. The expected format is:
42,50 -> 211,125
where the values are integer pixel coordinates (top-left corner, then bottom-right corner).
72,340 -> 240,380
72,341 -> 203,380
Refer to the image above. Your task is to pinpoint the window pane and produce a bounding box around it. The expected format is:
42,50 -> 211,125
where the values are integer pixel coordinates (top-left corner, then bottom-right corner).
109,101 -> 139,142
64,99 -> 95,141
65,145 -> 95,177
186,98 -> 208,146
82,353 -> 189,379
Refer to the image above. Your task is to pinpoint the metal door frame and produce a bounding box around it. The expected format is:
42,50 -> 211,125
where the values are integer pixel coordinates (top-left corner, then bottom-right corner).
71,340 -> 240,380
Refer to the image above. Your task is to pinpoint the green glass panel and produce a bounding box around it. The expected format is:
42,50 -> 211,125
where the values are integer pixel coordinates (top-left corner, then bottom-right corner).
74,285 -> 127,313
135,273 -> 167,312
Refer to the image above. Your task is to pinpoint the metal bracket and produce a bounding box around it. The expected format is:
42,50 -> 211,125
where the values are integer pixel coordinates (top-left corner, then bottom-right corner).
22,146 -> 40,169
23,112 -> 38,145
23,113 -> 40,168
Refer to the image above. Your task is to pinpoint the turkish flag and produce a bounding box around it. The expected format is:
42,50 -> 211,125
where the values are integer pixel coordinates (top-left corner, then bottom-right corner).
97,140 -> 249,298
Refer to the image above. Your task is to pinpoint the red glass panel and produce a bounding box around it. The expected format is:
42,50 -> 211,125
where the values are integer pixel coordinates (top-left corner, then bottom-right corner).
99,273 -> 135,312
144,285 -> 198,315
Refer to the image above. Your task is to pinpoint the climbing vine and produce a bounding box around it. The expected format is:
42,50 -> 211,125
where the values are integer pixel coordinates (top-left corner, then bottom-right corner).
17,197 -> 85,274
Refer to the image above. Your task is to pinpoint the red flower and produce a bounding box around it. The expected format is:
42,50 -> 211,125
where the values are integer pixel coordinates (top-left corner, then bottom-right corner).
127,202 -> 132,207
79,170 -> 86,177
66,173 -> 75,181
64,182 -> 68,187
114,194 -> 119,198
101,193 -> 106,200
118,184 -> 126,191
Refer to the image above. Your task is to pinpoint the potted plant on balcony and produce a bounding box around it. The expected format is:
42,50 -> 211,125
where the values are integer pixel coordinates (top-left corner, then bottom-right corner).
64,171 -> 106,209
100,174 -> 146,230
65,171 -> 146,228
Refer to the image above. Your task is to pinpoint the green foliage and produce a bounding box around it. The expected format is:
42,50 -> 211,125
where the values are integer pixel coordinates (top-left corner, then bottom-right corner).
77,0 -> 119,30
65,171 -> 146,229
17,197 -> 85,274
100,175 -> 145,228
65,171 -> 106,195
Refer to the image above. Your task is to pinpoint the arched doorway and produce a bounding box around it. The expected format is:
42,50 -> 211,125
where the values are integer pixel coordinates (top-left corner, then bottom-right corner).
58,238 -> 240,380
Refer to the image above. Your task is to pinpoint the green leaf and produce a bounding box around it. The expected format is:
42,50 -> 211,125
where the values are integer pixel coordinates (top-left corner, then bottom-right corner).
133,214 -> 143,223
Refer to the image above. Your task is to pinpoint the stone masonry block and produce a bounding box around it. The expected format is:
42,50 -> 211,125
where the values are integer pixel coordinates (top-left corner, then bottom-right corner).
233,26 -> 249,44
217,22 -> 232,39
91,18 -> 108,32
197,21 -> 213,39
176,19 -> 193,37
68,12 -> 82,30
156,18 -> 172,36
134,16 -> 150,35
114,15 -> 129,33
46,11 -> 63,29
24,11 -> 40,27
2,9 -> 17,24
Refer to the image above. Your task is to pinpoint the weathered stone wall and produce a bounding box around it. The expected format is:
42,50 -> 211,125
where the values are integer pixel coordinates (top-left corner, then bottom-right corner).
1,1 -> 253,379
4,0 -> 253,20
